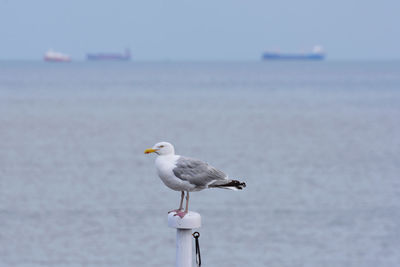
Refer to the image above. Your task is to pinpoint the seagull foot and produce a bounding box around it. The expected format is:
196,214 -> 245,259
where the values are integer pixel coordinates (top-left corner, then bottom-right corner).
173,210 -> 188,218
168,209 -> 183,214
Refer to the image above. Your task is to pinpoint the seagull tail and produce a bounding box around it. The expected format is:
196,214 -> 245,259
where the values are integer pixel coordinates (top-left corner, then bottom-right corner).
209,179 -> 246,191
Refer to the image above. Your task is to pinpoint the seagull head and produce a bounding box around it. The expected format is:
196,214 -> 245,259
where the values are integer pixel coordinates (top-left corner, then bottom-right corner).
144,141 -> 175,156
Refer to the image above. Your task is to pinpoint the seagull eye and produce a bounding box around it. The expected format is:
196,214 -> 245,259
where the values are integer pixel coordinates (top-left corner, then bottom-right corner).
159,145 -> 164,148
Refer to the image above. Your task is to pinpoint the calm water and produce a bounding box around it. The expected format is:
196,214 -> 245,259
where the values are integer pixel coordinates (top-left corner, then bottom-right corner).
0,61 -> 399,267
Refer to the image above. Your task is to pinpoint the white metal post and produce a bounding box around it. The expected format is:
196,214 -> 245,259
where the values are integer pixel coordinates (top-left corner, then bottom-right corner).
168,211 -> 201,267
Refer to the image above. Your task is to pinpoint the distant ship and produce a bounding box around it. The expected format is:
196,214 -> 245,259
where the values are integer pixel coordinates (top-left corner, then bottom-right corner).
262,46 -> 325,61
87,49 -> 131,61
44,50 -> 71,62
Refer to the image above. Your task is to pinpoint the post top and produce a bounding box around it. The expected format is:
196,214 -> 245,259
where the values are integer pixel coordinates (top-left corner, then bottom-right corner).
168,211 -> 201,229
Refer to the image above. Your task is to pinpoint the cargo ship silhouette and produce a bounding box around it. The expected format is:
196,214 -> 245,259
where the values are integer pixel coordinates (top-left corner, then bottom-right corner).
262,46 -> 325,60
86,49 -> 131,61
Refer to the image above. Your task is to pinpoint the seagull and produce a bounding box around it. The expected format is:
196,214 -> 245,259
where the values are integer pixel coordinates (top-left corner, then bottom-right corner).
144,141 -> 246,218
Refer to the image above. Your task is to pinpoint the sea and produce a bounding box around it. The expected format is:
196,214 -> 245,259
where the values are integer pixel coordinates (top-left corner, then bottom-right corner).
0,61 -> 399,267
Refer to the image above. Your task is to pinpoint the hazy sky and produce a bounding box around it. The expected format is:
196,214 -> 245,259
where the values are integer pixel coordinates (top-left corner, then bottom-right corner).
0,0 -> 399,61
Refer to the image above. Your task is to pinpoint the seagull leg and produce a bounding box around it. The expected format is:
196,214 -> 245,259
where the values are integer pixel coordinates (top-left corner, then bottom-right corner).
168,191 -> 184,214
185,191 -> 189,212
174,191 -> 189,218
179,190 -> 184,210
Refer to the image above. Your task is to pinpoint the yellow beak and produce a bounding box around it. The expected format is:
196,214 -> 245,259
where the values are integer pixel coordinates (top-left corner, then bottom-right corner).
144,148 -> 158,154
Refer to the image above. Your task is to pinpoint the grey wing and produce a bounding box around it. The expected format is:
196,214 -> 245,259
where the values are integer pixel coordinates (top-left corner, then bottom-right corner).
173,156 -> 227,187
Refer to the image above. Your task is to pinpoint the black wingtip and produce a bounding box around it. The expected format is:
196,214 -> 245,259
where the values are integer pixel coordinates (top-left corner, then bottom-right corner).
223,179 -> 246,190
